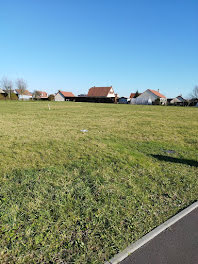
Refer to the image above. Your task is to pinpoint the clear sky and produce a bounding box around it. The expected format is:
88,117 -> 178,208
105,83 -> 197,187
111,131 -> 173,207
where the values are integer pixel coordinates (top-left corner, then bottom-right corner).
0,0 -> 197,97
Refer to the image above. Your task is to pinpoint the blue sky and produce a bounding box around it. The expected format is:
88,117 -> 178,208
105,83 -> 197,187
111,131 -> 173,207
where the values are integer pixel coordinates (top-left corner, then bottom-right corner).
0,0 -> 197,97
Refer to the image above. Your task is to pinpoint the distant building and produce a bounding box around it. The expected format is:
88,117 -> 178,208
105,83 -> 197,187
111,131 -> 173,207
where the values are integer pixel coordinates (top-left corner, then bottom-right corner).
130,92 -> 142,99
170,95 -> 187,106
0,89 -> 5,94
54,90 -> 75,101
2,89 -> 15,96
75,86 -> 116,103
131,89 -> 167,105
88,86 -> 115,98
15,89 -> 33,100
37,91 -> 48,100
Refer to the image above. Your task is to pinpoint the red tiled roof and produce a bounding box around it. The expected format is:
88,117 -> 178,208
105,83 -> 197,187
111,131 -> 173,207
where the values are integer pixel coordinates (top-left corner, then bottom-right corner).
130,93 -> 136,98
59,91 -> 75,97
130,92 -> 142,98
37,91 -> 48,98
149,89 -> 166,98
88,86 -> 114,97
16,89 -> 32,96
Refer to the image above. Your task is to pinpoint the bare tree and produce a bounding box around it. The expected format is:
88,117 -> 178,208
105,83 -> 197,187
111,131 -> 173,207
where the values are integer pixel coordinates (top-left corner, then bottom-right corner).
32,90 -> 41,99
16,78 -> 27,95
0,77 -> 13,98
190,86 -> 198,99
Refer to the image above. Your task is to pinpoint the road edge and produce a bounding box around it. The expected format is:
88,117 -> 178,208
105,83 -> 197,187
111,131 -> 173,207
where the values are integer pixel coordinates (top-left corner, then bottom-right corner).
105,201 -> 198,264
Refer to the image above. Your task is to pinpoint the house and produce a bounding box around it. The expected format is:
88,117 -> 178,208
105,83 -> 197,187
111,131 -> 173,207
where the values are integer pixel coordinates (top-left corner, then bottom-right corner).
88,86 -> 115,98
1,89 -> 15,97
130,93 -> 136,99
170,95 -> 187,106
54,90 -> 75,101
15,89 -> 33,100
0,89 -> 5,95
131,89 -> 167,105
37,91 -> 48,100
0,89 -> 18,100
81,86 -> 116,103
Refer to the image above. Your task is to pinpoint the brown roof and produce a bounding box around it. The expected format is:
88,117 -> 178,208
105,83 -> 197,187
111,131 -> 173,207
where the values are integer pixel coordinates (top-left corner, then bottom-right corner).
130,93 -> 136,98
16,89 -> 32,96
59,91 -> 75,97
130,92 -> 142,98
37,91 -> 48,98
88,86 -> 114,97
149,89 -> 166,98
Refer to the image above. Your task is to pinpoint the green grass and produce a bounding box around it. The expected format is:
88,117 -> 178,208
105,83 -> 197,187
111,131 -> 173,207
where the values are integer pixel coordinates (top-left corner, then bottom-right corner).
0,101 -> 197,263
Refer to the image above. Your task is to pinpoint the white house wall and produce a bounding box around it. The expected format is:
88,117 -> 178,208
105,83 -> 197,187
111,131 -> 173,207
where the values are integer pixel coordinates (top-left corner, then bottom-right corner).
131,90 -> 167,105
137,90 -> 158,102
107,88 -> 115,97
18,95 -> 32,100
130,98 -> 152,105
54,92 -> 65,101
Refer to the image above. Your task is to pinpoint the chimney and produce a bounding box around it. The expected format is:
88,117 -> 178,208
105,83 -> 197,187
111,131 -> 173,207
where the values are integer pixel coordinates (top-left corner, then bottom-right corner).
158,89 -> 160,92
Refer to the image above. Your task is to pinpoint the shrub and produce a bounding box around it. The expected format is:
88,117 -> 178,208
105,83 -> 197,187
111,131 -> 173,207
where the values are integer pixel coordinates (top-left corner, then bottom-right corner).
0,94 -> 6,100
10,93 -> 18,100
153,98 -> 161,105
48,94 -> 55,101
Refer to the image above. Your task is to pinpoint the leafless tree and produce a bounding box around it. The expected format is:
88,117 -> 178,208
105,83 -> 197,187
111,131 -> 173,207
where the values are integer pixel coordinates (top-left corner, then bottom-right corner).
32,90 -> 41,99
190,86 -> 198,99
16,78 -> 27,95
0,77 -> 13,98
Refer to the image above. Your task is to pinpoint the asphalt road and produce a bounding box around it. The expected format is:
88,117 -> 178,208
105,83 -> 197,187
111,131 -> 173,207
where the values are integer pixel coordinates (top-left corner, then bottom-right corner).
120,207 -> 198,264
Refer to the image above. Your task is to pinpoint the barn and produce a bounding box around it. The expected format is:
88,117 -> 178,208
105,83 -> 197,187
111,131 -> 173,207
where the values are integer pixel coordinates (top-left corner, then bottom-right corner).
54,91 -> 75,101
131,89 -> 167,105
75,86 -> 116,103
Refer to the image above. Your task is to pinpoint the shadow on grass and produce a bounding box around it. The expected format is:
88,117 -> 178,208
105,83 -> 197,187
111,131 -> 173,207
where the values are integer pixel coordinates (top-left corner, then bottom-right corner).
152,155 -> 198,168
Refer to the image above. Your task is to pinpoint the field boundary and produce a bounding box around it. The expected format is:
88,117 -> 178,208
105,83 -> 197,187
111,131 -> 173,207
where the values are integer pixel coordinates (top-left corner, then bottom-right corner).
105,201 -> 198,264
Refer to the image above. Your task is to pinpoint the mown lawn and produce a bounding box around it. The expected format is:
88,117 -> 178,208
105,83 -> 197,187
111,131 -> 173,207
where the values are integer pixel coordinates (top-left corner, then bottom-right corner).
0,101 -> 197,263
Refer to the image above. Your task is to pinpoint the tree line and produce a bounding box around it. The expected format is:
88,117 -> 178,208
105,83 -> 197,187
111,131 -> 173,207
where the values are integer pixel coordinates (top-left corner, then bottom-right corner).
1,76 -> 198,102
0,77 -> 55,100
0,77 -> 28,99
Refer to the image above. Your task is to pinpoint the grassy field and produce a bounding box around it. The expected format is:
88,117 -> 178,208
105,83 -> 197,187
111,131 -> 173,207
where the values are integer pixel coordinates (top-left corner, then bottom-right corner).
0,101 -> 197,263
